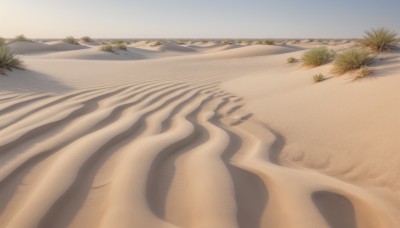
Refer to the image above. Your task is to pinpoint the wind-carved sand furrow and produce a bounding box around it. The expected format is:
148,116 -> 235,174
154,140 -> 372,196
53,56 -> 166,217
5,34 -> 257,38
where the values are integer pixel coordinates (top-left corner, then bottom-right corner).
0,94 -> 53,116
146,94 -> 235,220
0,84 -> 192,212
156,98 -> 240,228
0,84 -> 129,131
219,117 -> 399,228
0,82 -> 193,186
5,85 -> 201,228
0,83 -> 198,219
0,94 -> 23,103
99,93 -> 215,228
0,83 -> 156,150
0,84 -> 140,130
39,87 -> 210,228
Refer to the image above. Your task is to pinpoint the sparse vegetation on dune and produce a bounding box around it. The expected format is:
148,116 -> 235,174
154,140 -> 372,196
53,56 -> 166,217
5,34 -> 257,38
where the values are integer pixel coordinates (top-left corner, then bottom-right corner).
362,27 -> 398,52
287,57 -> 297,63
111,40 -> 124,45
99,44 -> 114,52
81,36 -> 93,43
302,47 -> 332,67
332,48 -> 373,75
64,36 -> 79,44
313,73 -> 325,83
152,40 -> 165,46
13,34 -> 30,42
258,39 -> 275,45
222,40 -> 233,45
114,43 -> 127,50
0,37 -> 5,45
0,44 -> 25,74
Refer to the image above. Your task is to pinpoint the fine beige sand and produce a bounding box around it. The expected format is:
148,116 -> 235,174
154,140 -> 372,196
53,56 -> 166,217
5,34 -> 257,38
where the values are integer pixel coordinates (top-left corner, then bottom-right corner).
0,40 -> 400,228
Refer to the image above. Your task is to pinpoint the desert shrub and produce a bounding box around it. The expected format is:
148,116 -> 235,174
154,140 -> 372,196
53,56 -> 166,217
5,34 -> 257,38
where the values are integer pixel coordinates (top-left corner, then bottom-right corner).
223,40 -> 233,45
287,57 -> 297,63
0,45 -> 24,73
332,48 -> 373,75
114,43 -> 127,50
258,39 -> 275,45
64,36 -> 79,44
0,37 -> 5,45
81,36 -> 92,43
313,73 -> 325,83
362,27 -> 398,52
352,66 -> 372,81
14,34 -> 30,42
111,40 -> 124,44
302,47 -> 332,67
99,44 -> 114,52
152,40 -> 165,46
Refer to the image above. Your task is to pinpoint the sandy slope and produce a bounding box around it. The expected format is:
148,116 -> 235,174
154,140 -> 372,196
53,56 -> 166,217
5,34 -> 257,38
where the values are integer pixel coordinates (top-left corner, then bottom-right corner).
0,40 -> 400,228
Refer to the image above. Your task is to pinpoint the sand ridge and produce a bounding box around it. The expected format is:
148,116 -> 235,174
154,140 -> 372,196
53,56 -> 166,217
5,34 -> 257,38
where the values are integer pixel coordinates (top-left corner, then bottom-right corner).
0,40 -> 400,227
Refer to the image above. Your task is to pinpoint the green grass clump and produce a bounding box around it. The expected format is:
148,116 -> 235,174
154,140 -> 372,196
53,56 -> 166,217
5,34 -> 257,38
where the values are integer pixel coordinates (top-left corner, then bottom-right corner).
64,36 -> 79,44
0,45 -> 25,74
81,36 -> 93,43
99,44 -> 114,52
302,47 -> 332,67
352,66 -> 372,81
362,27 -> 397,52
13,34 -> 30,42
287,57 -> 297,63
332,48 -> 373,75
114,43 -> 127,50
313,73 -> 325,83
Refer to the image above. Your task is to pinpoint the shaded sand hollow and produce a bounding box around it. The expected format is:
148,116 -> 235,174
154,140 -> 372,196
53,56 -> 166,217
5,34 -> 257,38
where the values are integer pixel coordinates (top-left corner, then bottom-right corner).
0,40 -> 400,228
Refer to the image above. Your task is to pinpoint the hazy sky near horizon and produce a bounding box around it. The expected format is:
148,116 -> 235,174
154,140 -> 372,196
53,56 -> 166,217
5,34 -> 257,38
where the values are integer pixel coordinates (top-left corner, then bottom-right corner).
1,0 -> 400,38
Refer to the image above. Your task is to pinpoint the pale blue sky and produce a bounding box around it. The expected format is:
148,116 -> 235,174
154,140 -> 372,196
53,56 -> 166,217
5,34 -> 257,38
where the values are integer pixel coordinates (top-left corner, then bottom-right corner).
1,0 -> 399,38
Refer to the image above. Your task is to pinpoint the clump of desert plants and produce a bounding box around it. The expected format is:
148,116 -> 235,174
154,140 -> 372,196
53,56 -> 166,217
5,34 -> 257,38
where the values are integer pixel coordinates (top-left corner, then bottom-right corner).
362,27 -> 398,52
152,40 -> 165,46
0,37 -> 5,45
13,34 -> 30,42
111,40 -> 124,45
302,47 -> 332,67
313,73 -> 325,83
81,36 -> 93,43
331,48 -> 373,75
223,40 -> 233,45
352,66 -> 372,81
114,43 -> 127,50
287,57 -> 297,63
99,44 -> 114,52
0,44 -> 25,74
64,36 -> 79,44
258,39 -> 275,45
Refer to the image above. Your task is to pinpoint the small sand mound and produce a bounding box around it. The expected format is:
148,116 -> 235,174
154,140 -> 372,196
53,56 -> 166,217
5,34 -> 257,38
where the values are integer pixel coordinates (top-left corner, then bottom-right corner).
35,48 -> 149,60
158,41 -> 197,53
46,41 -> 88,51
204,44 -> 301,59
7,41 -> 55,54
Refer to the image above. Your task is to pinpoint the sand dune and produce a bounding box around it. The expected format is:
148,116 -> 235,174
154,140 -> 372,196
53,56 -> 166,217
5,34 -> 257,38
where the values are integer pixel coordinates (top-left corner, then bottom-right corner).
1,40 -> 400,228
159,42 -> 198,53
201,44 -> 301,59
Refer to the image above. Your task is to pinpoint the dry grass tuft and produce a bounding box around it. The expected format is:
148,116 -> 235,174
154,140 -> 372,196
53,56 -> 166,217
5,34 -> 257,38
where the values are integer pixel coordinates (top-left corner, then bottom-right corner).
302,47 -> 332,67
362,27 -> 398,52
332,48 -> 373,75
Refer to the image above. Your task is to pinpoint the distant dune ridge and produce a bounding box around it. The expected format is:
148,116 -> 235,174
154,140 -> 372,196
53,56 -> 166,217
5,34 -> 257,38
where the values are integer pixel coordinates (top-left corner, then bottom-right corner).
0,34 -> 400,228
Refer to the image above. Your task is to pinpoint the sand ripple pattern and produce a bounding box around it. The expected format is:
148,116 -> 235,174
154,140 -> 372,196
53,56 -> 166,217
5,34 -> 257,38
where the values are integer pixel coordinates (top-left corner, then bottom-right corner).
0,80 -> 397,228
